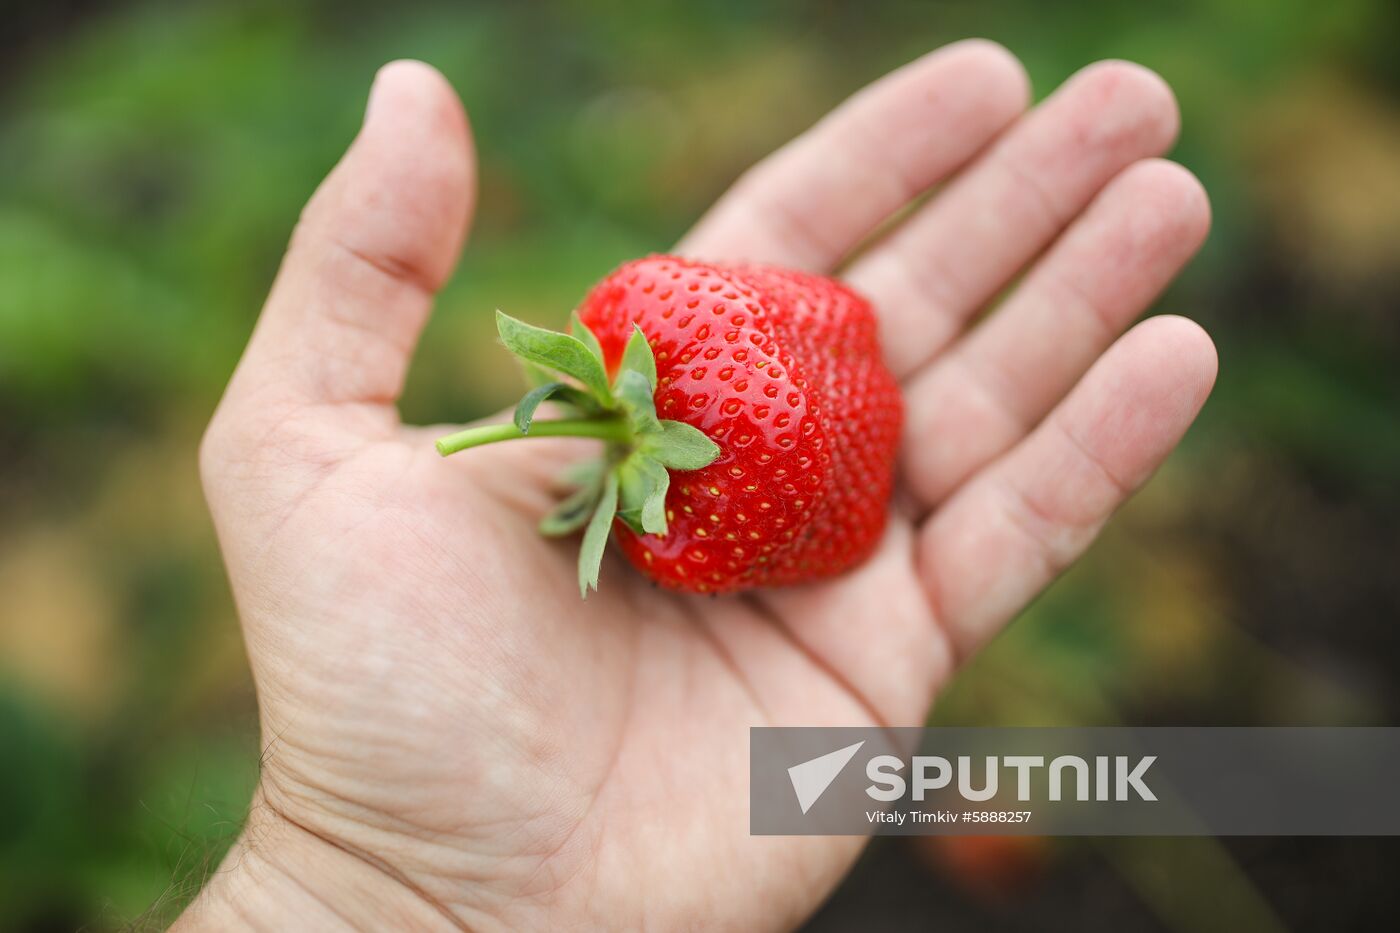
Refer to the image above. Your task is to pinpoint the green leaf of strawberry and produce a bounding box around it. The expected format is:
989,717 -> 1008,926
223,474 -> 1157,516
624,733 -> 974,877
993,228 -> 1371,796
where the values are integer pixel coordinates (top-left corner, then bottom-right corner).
571,310 -> 608,369
618,324 -> 657,389
513,381 -> 600,433
539,477 -> 604,536
496,310 -> 614,405
640,421 -> 721,470
578,472 -> 619,597
616,369 -> 662,435
616,453 -> 670,536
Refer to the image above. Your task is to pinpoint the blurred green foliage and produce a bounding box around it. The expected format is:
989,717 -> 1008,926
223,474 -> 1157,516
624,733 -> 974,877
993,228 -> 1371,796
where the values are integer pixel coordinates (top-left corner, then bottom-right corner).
2,0 -> 1398,929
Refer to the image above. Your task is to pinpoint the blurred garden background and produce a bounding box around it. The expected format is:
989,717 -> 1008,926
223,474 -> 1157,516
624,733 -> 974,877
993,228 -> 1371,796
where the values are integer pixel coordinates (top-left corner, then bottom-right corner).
2,0 -> 1398,930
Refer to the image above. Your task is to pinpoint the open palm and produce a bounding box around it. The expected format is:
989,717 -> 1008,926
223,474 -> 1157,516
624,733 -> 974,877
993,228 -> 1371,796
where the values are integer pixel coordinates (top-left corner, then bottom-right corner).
188,45 -> 1215,931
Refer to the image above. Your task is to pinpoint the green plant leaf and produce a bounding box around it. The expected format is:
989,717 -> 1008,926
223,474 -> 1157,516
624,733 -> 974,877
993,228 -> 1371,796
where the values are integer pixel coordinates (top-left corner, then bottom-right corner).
616,368 -> 661,435
617,324 -> 657,390
497,310 -> 613,405
571,311 -> 607,369
617,453 -> 670,536
514,382 -> 567,433
640,467 -> 670,534
641,420 -> 721,470
539,478 -> 604,537
562,458 -> 605,488
519,360 -> 558,389
513,381 -> 601,433
578,471 -> 619,596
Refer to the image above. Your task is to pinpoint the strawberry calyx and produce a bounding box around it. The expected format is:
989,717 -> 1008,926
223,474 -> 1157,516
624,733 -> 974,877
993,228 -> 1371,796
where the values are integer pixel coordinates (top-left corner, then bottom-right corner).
435,310 -> 720,596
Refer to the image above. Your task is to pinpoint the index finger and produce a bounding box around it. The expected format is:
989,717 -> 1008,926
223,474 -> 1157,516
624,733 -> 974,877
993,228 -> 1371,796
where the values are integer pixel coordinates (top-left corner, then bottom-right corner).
678,40 -> 1028,270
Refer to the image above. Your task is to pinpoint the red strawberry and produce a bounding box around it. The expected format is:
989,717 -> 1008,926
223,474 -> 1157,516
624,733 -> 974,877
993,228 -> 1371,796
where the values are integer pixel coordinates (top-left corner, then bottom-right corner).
436,254 -> 902,596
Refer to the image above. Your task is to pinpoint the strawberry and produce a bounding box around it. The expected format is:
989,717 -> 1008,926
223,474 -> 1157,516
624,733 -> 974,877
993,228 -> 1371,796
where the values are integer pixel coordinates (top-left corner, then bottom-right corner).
437,254 -> 902,596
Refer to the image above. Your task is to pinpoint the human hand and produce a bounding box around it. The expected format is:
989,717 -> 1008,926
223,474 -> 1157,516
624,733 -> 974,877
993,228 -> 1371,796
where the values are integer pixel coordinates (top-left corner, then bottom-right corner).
181,43 -> 1214,931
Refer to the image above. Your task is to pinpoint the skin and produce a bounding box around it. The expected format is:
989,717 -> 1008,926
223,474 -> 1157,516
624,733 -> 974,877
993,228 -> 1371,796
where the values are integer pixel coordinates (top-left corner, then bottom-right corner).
180,42 -> 1216,931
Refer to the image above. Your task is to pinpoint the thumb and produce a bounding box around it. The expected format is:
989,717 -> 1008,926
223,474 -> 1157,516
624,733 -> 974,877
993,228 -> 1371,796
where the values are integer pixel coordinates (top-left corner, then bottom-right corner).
229,60 -> 475,414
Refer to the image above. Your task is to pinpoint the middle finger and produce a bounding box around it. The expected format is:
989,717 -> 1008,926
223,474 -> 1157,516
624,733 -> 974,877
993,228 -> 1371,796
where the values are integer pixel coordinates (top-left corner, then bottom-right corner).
846,59 -> 1181,379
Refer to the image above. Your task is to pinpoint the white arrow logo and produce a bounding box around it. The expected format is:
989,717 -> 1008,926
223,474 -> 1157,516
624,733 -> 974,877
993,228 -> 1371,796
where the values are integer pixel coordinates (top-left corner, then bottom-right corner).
787,741 -> 865,814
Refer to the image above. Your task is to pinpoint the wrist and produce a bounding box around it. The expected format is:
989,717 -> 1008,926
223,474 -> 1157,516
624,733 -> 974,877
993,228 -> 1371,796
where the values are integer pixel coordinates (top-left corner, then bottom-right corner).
173,791 -> 461,932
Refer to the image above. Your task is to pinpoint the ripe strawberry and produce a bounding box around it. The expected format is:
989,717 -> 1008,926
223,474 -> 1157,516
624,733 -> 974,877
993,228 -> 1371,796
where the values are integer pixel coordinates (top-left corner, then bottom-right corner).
436,254 -> 902,596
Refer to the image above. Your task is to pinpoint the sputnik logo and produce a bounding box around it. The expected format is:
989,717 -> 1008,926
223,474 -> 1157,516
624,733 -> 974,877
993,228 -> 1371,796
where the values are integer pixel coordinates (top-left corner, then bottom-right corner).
787,741 -> 865,814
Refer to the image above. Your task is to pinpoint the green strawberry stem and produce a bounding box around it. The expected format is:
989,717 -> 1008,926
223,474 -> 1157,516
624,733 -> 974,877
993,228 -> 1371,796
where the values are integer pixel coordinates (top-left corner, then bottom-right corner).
435,416 -> 632,457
